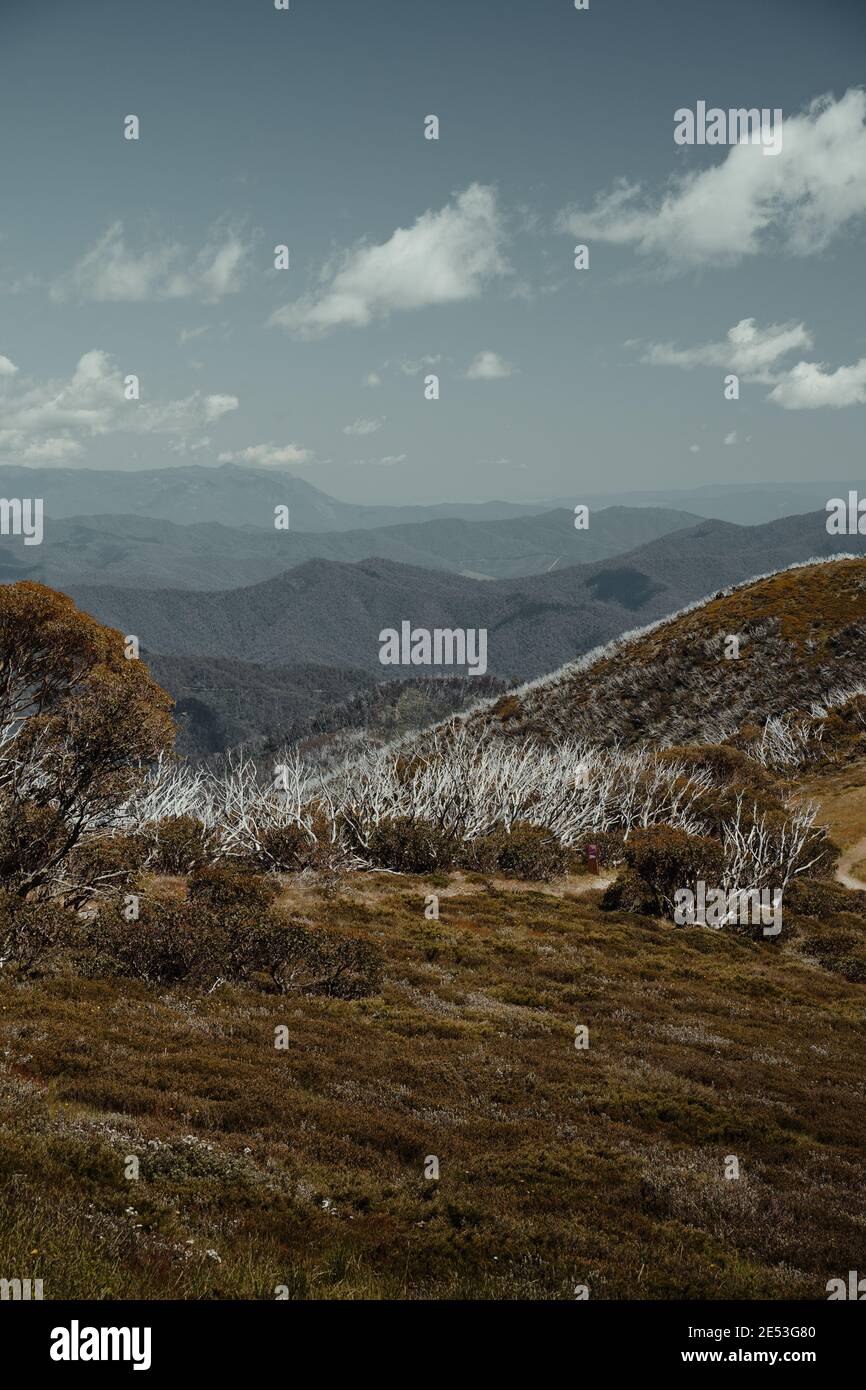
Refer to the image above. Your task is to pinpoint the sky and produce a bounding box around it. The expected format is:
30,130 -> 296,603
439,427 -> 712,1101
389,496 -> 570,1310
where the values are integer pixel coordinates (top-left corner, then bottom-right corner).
0,0 -> 864,504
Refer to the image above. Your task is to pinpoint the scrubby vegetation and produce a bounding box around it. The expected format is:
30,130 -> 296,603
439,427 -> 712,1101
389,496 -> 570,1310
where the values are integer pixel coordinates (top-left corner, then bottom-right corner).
2,873 -> 866,1299
3,566 -> 866,1300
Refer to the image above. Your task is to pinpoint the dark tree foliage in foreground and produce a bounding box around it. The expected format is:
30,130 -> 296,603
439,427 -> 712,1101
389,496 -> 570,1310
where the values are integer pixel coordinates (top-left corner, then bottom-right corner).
0,582 -> 175,897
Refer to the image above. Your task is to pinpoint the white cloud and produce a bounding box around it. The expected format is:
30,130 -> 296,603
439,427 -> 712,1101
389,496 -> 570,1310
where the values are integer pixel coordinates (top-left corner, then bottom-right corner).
270,184 -> 508,336
723,430 -> 738,446
364,372 -> 382,388
466,350 -> 515,380
641,316 -> 866,409
0,355 -> 18,377
217,442 -> 313,467
16,437 -> 84,463
52,221 -> 249,303
557,89 -> 866,268
767,358 -> 866,409
400,355 -> 441,376
642,318 -> 813,382
0,348 -> 238,463
342,417 -> 384,436
689,444 -> 701,453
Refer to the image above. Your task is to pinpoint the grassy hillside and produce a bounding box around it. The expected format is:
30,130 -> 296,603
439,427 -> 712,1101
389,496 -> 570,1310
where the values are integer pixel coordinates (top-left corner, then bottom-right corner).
2,869 -> 865,1300
476,557 -> 866,747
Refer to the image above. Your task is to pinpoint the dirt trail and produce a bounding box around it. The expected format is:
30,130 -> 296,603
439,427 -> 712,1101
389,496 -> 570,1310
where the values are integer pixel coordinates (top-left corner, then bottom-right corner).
835,835 -> 866,892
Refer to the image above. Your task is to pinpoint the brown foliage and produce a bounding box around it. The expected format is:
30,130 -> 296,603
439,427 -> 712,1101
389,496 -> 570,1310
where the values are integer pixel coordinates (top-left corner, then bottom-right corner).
0,583 -> 175,896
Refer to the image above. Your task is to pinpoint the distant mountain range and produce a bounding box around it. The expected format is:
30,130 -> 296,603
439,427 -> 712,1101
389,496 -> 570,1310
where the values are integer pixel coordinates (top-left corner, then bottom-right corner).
1,462 -> 857,530
0,463 -> 543,531
549,479 -> 866,527
0,504 -> 700,588
67,509 -> 866,684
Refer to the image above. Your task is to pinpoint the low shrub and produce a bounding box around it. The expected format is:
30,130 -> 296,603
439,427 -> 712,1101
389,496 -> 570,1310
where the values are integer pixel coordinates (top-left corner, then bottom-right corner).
366,817 -> 460,873
623,826 -> 724,913
571,829 -> 628,872
0,889 -> 79,975
466,821 -> 567,882
188,865 -> 279,914
785,878 -> 866,922
145,816 -> 216,874
600,870 -> 660,917
62,833 -> 148,908
81,896 -> 382,998
253,821 -> 316,872
0,796 -> 68,894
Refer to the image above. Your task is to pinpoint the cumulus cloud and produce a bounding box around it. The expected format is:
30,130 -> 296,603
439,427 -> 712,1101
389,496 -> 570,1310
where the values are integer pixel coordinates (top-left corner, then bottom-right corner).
557,89 -> 866,268
0,355 -> 18,377
466,350 -> 515,380
642,318 -> 813,382
640,316 -> 866,409
52,221 -> 249,303
217,442 -> 313,467
0,348 -> 238,463
270,184 -> 508,336
766,358 -> 866,409
342,417 -> 383,436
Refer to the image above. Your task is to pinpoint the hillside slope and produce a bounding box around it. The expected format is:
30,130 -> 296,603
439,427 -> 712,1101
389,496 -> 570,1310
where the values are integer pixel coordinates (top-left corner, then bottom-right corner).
472,556 -> 866,747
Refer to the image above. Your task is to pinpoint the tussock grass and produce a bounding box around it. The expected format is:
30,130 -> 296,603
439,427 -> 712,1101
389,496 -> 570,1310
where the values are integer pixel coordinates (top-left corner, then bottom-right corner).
1,874 -> 865,1300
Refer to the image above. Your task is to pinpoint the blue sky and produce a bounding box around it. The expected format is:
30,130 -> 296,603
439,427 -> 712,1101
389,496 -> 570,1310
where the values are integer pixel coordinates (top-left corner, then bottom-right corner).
0,0 -> 864,502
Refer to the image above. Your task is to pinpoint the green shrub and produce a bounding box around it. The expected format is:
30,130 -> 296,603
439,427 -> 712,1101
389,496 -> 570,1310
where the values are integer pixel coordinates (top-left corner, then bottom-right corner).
366,817 -> 460,873
0,796 -> 67,894
0,889 -> 79,975
571,830 -> 627,871
188,865 -> 279,914
600,869 -> 661,917
252,821 -> 315,871
81,896 -> 382,998
785,878 -> 866,922
62,833 -> 148,908
466,821 -> 567,882
146,816 -> 216,874
83,900 -> 208,986
623,826 -> 724,913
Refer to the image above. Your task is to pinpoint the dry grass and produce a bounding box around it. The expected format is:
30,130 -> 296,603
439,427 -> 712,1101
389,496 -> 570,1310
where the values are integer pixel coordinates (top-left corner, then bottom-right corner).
1,866 -> 865,1300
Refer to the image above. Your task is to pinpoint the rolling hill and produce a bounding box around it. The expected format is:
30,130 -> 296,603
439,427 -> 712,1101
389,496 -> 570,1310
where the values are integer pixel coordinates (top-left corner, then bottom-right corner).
0,504 -> 700,588
467,556 -> 866,749
65,510 -> 866,682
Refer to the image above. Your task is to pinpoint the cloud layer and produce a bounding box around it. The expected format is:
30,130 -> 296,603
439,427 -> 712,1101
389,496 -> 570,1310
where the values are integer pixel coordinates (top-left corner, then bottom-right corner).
0,349 -> 238,463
